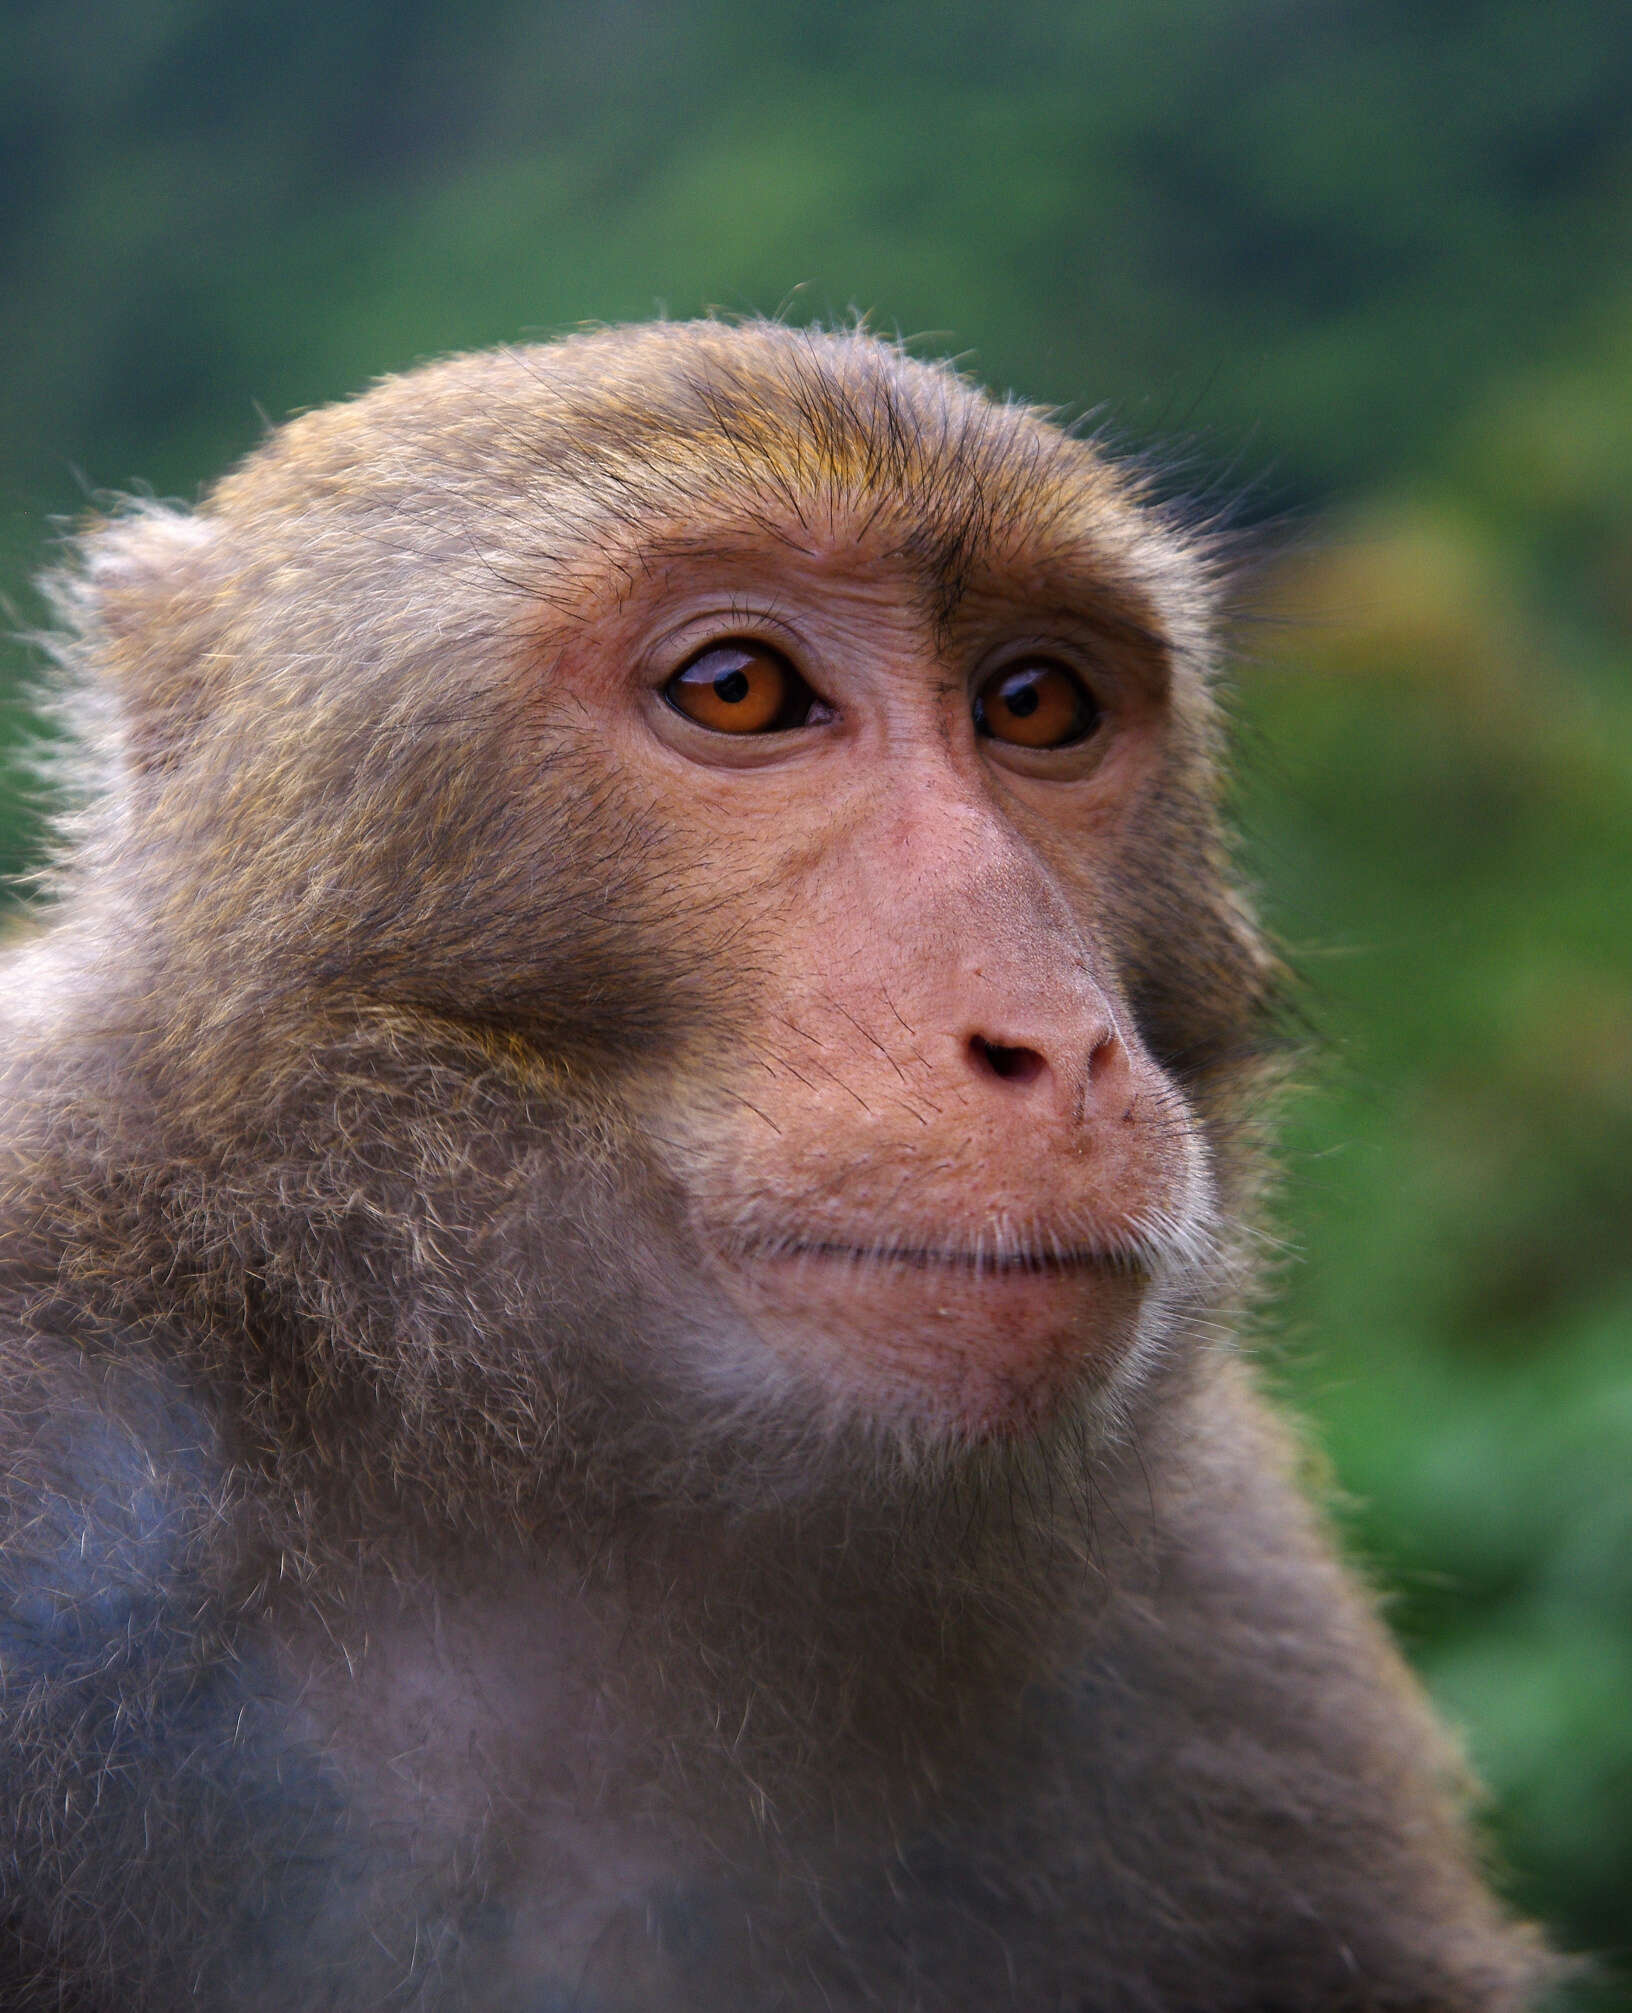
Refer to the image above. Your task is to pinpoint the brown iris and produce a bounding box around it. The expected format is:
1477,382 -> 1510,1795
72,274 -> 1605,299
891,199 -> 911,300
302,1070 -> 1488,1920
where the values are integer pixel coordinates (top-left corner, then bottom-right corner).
973,660 -> 1099,750
664,641 -> 820,734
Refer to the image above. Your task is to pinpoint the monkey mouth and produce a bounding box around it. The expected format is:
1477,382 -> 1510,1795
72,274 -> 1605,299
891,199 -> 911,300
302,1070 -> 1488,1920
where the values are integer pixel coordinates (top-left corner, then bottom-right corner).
728,1231 -> 1159,1280
738,1236 -> 1154,1280
700,1224 -> 1164,1438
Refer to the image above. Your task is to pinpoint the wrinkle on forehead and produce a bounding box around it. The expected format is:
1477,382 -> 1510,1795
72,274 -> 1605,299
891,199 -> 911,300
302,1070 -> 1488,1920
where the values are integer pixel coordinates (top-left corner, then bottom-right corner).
496,327 -> 1157,637
552,503 -> 1178,687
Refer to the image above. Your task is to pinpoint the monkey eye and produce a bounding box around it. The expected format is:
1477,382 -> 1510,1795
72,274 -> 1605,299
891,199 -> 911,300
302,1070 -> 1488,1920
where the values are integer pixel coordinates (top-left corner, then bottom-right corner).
973,660 -> 1100,750
663,640 -> 825,734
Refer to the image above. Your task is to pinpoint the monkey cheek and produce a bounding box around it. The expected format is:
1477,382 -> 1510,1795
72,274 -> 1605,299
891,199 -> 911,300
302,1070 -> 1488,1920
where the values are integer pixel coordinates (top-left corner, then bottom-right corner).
711,1258 -> 1149,1441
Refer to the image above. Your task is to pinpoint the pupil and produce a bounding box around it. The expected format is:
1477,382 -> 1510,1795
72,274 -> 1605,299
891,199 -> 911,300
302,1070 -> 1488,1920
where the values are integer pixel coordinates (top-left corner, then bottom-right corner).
714,668 -> 751,704
1006,681 -> 1040,718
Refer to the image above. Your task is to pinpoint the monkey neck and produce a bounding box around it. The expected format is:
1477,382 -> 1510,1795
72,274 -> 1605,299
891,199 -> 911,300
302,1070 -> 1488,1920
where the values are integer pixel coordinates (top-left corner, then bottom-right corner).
272,1466 -> 1119,1847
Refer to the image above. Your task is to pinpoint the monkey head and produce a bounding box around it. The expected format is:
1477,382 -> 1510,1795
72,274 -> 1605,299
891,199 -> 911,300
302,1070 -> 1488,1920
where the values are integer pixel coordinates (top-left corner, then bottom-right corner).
48,323 -> 1274,1481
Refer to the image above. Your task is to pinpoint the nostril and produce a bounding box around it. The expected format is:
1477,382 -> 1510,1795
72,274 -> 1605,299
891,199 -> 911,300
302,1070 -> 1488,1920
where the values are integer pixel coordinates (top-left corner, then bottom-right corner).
1087,1031 -> 1121,1083
967,1035 -> 1048,1086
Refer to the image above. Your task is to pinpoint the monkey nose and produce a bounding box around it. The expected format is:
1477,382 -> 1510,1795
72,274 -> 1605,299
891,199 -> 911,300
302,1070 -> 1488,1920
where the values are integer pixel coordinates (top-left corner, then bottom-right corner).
966,1034 -> 1050,1087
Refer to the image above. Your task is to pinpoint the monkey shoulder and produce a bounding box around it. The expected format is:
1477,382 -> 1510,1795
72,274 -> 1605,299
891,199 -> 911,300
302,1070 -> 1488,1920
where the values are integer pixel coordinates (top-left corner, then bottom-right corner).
0,1327 -> 234,1688
1005,1366 -> 1551,2010
0,1327 -> 350,2010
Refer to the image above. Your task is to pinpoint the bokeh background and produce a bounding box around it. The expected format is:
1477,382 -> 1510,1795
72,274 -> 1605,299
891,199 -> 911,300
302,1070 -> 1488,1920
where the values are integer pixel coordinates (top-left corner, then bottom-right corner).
2,1 -> 1629,1997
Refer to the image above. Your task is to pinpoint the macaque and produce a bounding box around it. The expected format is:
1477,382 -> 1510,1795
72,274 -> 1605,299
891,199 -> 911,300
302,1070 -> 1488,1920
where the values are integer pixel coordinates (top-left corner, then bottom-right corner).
0,321 -> 1552,2010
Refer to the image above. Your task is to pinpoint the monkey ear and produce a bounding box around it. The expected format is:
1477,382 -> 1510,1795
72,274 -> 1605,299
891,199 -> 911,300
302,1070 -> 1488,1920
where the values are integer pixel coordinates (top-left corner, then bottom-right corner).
77,503 -> 219,652
68,504 -> 224,776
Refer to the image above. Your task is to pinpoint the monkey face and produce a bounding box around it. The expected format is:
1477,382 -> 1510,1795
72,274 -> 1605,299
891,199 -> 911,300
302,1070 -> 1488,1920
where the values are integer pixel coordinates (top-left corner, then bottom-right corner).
522,520 -> 1216,1445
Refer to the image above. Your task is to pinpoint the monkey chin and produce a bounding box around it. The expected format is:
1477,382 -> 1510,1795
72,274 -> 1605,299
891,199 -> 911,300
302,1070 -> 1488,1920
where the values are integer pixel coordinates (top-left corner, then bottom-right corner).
709,1243 -> 1152,1443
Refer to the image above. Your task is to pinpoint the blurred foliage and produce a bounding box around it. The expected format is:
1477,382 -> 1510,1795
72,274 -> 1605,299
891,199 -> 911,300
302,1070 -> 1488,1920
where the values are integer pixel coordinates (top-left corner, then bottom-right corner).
1244,418 -> 1632,1985
1,0 -> 1629,1997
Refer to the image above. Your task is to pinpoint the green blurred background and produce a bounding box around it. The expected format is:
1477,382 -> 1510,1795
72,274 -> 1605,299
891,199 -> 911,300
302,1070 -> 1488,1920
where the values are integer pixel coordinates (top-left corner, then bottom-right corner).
2,1 -> 1629,1996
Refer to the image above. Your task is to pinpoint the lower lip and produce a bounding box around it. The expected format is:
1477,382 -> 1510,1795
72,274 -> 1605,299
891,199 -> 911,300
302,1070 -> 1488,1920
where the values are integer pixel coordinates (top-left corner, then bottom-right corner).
712,1244 -> 1150,1438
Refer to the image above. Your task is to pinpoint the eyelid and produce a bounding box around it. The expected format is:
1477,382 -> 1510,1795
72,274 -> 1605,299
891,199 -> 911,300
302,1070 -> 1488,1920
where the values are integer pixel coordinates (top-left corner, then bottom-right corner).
971,625 -> 1104,676
647,604 -> 808,674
